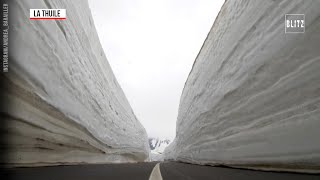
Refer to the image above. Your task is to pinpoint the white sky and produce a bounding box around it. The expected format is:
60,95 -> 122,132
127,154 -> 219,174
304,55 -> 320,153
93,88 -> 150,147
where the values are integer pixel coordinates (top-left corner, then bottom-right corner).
88,0 -> 224,140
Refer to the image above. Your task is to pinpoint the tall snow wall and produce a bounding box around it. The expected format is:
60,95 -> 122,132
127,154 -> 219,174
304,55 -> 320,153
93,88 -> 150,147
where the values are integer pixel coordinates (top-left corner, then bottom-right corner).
165,0 -> 320,173
0,0 -> 149,166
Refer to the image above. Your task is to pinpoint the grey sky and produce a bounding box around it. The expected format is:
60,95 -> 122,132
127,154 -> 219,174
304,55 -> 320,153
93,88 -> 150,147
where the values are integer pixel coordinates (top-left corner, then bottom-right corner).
88,0 -> 224,140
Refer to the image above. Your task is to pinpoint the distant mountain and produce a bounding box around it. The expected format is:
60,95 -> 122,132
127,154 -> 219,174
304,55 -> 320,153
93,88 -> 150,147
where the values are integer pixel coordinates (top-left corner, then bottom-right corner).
148,138 -> 170,154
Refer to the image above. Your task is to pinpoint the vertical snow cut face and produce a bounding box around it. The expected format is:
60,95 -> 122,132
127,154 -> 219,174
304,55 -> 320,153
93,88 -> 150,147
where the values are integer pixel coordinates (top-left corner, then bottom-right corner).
165,0 -> 320,173
0,0 -> 149,166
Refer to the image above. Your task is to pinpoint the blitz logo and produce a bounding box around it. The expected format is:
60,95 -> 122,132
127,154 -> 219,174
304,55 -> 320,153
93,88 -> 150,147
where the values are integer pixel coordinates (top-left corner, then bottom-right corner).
285,14 -> 305,33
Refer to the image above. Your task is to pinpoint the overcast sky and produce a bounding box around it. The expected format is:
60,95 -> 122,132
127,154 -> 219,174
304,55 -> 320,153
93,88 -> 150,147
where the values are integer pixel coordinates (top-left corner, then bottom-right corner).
88,0 -> 224,140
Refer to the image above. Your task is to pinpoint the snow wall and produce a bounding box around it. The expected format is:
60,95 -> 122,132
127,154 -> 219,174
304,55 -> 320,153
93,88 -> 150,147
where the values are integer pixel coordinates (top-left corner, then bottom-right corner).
165,0 -> 320,173
0,0 -> 149,166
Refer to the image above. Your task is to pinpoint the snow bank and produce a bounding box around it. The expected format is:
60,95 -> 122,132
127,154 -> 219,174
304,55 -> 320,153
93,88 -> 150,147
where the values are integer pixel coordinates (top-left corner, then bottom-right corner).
148,138 -> 170,161
165,0 -> 320,173
1,0 -> 149,166
149,153 -> 164,162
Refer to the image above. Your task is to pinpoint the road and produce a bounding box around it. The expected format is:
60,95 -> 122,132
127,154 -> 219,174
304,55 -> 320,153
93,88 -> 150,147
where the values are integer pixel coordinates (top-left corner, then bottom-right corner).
160,162 -> 319,180
1,162 -> 319,180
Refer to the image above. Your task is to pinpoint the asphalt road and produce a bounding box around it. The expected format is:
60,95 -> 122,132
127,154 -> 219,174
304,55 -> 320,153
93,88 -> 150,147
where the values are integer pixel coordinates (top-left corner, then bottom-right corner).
160,162 -> 319,180
1,162 -> 319,180
2,162 -> 157,180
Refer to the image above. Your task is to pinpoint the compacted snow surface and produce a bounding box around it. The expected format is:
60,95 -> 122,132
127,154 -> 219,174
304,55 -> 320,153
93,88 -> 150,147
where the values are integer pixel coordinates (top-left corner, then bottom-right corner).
1,0 -> 149,166
165,0 -> 320,173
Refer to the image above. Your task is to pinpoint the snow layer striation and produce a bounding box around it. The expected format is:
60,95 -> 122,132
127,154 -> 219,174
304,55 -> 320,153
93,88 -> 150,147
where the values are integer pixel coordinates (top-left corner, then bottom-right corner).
165,0 -> 320,173
0,0 -> 149,166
